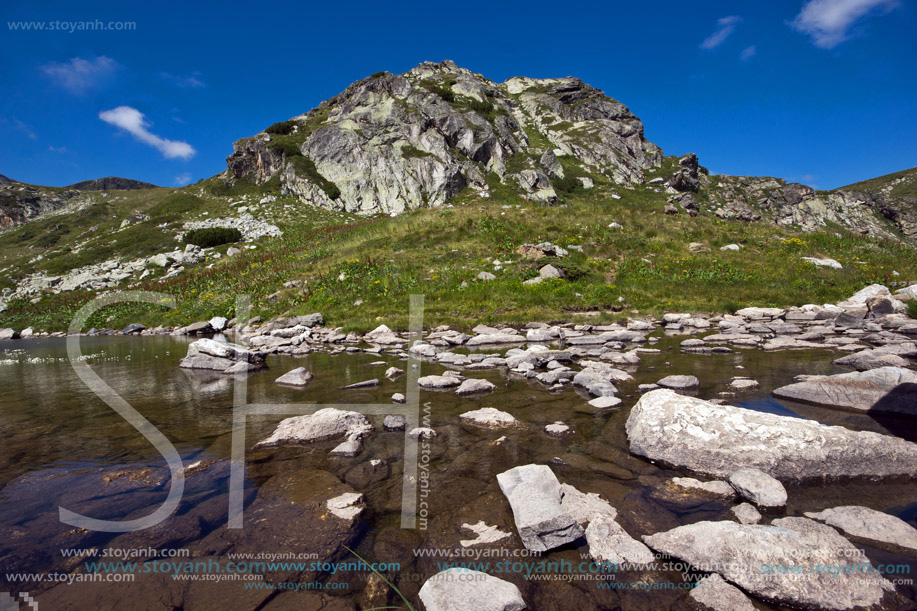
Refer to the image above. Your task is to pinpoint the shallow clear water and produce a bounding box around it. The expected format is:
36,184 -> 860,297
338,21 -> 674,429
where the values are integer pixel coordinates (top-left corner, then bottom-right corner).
0,335 -> 914,610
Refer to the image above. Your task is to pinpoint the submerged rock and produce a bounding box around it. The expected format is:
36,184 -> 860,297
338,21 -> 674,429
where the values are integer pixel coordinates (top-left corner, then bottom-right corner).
558,483 -> 617,526
804,505 -> 917,553
644,518 -> 894,610
772,366 -> 917,416
625,389 -> 917,480
326,492 -> 364,523
459,521 -> 512,548
419,568 -> 525,611
656,374 -> 699,390
255,408 -> 372,448
496,464 -> 584,552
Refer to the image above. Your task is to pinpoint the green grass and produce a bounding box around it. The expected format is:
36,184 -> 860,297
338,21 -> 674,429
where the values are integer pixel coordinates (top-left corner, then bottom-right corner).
839,167 -> 917,200
1,157 -> 915,334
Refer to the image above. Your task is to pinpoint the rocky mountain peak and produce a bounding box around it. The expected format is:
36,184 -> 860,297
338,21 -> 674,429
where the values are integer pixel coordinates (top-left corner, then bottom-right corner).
226,61 -> 662,215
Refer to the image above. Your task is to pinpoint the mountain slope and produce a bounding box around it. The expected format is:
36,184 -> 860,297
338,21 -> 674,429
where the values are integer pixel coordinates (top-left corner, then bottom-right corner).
226,60 -> 661,214
0,61 -> 914,331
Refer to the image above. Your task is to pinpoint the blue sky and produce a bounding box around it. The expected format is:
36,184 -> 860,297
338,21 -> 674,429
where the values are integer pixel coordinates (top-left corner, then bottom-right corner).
1,0 -> 914,190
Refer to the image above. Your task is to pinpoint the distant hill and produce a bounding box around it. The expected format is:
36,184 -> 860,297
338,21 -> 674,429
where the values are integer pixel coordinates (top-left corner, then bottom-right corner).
0,174 -> 13,185
66,177 -> 159,191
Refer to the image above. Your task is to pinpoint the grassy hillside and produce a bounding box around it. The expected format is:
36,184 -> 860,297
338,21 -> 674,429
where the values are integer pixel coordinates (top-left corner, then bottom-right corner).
838,166 -> 917,200
1,167 -> 914,333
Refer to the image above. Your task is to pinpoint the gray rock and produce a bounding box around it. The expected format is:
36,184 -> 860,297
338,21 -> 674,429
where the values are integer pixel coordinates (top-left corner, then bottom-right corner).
559,483 -> 617,526
626,389 -> 917,480
418,374 -> 463,389
588,396 -> 622,409
728,377 -> 760,391
466,333 -> 526,346
339,378 -> 380,390
383,415 -> 406,431
407,427 -> 437,440
657,374 -> 700,390
329,436 -> 363,457
833,343 -> 917,371
179,338 -> 265,373
0,328 -> 20,340
496,464 -> 584,552
804,505 -> 917,553
255,408 -> 372,448
544,422 -> 572,436
185,320 -> 214,335
209,316 -> 228,331
690,574 -> 756,611
477,271 -> 497,281
275,367 -> 313,387
670,477 -> 736,498
391,393 -> 406,404
385,366 -> 405,380
773,366 -> 917,416
459,521 -> 512,548
326,492 -> 364,523
731,503 -> 762,524
728,468 -> 787,507
122,323 -> 146,335
539,264 -> 565,279
418,568 -> 525,611
585,514 -> 655,565
455,378 -> 497,396
644,518 -> 894,610
459,407 -> 517,428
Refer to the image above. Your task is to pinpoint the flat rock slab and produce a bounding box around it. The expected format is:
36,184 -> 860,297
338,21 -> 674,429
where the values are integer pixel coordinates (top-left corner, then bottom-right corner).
418,375 -> 463,389
585,514 -> 654,565
772,366 -> 917,416
559,483 -> 617,526
459,407 -> 518,428
588,396 -> 622,409
657,374 -> 700,390
670,477 -> 736,498
728,468 -> 787,507
274,367 -> 313,387
383,415 -> 406,430
731,503 -> 762,525
690,574 -> 756,611
834,343 -> 916,371
804,505 -> 917,553
326,492 -> 364,523
625,389 -> 917,481
466,333 -> 526,346
644,518 -> 894,610
419,568 -> 525,611
255,408 -> 372,448
496,464 -> 584,552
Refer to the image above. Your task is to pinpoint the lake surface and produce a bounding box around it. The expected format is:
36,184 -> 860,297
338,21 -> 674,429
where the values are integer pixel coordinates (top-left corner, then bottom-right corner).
0,334 -> 915,610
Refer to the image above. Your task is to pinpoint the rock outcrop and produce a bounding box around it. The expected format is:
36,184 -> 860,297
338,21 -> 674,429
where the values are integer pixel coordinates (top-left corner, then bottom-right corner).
772,366 -> 917,416
226,61 -> 661,215
66,177 -> 158,191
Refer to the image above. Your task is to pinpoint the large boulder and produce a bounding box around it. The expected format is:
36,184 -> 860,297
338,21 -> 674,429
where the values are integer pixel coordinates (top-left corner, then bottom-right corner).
274,367 -> 313,387
727,468 -> 787,507
584,514 -> 654,565
625,389 -> 917,480
772,366 -> 917,416
833,343 -> 917,371
804,506 -> 917,553
496,464 -> 584,552
255,408 -> 372,448
418,568 -> 525,611
689,574 -> 756,611
644,518 -> 895,610
0,328 -> 20,340
178,338 -> 265,373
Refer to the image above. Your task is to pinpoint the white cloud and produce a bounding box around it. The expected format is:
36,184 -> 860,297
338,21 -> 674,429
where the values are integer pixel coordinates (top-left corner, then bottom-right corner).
3,118 -> 38,140
174,172 -> 192,186
41,56 -> 119,93
740,45 -> 757,61
161,71 -> 206,88
791,0 -> 898,48
700,16 -> 742,50
48,145 -> 67,153
98,106 -> 195,160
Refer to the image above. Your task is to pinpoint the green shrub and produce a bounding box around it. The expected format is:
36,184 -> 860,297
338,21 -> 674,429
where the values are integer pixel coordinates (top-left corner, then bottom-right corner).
553,174 -> 583,196
265,120 -> 296,135
401,145 -> 432,159
267,136 -> 303,157
288,155 -> 341,200
908,300 -> 917,319
183,227 -> 242,248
